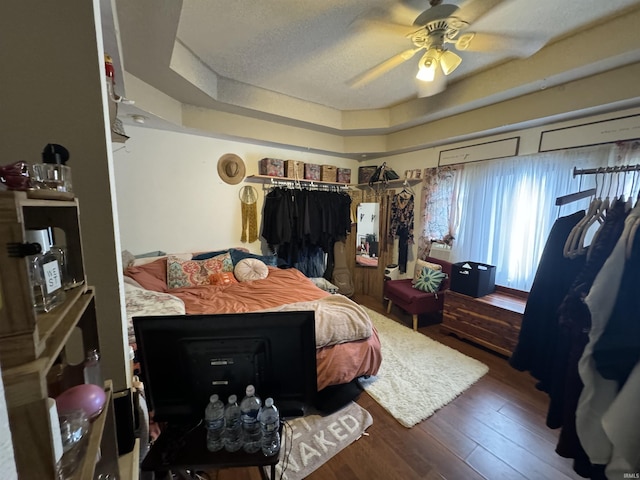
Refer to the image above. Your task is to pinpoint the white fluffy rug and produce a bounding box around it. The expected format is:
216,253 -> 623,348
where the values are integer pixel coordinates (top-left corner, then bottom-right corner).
362,307 -> 489,428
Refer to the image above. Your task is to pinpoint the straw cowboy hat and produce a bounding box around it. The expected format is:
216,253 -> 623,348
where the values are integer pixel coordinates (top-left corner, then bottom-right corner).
217,153 -> 246,185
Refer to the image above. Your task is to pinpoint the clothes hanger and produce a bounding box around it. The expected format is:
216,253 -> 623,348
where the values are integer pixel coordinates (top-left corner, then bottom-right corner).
586,170 -> 625,260
564,170 -> 601,258
577,170 -> 614,257
398,178 -> 415,199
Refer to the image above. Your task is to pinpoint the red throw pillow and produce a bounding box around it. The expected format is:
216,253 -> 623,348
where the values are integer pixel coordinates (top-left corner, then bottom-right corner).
124,257 -> 168,292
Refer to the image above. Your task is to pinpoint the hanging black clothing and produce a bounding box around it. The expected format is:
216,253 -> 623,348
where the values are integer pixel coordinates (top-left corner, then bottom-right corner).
509,210 -> 586,390
550,200 -> 627,479
261,187 -> 351,277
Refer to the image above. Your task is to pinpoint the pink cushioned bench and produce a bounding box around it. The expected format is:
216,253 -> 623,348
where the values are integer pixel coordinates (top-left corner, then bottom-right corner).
383,257 -> 453,331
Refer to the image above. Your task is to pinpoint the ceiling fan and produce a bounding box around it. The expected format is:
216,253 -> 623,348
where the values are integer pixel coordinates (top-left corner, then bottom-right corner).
349,0 -> 546,97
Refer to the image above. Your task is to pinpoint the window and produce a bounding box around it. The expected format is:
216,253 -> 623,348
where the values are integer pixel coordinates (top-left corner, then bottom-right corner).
421,143 -> 638,291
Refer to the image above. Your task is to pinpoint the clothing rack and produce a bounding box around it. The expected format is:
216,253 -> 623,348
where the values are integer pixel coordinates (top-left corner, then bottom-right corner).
557,164 -> 640,206
573,164 -> 640,176
261,177 -> 349,192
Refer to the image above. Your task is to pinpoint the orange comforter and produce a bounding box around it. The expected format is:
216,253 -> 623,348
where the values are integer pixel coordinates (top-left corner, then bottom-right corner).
126,264 -> 381,390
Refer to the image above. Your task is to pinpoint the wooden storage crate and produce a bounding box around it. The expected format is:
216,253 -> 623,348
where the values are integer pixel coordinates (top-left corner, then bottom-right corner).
321,165 -> 337,182
285,160 -> 304,179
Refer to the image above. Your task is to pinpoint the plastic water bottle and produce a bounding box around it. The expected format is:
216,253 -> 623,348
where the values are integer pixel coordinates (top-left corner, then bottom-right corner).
240,385 -> 262,453
223,394 -> 243,452
258,397 -> 280,456
204,394 -> 225,452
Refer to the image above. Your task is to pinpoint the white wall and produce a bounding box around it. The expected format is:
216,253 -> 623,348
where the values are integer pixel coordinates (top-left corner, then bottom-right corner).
114,105 -> 640,277
113,127 -> 359,254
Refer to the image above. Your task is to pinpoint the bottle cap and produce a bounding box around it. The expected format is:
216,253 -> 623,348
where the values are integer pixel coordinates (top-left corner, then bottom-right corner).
25,229 -> 51,254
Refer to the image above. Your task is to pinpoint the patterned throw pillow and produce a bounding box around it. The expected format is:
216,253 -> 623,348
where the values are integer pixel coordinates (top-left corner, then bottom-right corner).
413,267 -> 447,293
412,259 -> 442,284
166,252 -> 233,289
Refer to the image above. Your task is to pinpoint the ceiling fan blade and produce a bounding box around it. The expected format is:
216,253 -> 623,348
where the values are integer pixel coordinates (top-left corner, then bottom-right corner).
355,18 -> 415,37
455,0 -> 512,25
456,32 -> 547,58
348,48 -> 423,88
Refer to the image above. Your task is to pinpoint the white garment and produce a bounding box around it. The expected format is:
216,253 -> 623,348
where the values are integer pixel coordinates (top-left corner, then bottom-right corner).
577,206 -> 640,475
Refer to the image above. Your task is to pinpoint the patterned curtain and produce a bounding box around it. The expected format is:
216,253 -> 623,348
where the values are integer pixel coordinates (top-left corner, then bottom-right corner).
417,166 -> 460,259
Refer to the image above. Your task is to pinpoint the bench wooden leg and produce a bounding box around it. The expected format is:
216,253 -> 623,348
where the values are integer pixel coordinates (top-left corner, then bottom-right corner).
412,314 -> 418,331
386,300 -> 393,314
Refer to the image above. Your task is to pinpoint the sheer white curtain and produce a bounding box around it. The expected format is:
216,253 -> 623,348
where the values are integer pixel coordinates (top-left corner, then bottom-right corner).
450,145 -> 614,290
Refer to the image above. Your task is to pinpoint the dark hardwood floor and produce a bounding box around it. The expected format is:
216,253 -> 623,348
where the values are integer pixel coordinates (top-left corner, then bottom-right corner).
215,294 -> 583,480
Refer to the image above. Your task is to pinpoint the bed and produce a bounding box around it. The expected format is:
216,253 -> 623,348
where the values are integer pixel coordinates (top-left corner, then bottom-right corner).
122,249 -> 382,391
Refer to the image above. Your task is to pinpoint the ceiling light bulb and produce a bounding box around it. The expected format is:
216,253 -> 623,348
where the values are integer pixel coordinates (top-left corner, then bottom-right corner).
416,50 -> 440,82
439,50 -> 462,76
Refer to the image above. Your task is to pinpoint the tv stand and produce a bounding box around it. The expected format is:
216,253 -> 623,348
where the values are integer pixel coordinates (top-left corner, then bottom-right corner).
278,401 -> 306,418
142,422 -> 279,479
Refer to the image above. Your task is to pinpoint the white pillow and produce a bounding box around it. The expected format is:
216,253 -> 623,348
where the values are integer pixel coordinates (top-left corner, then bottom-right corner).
234,258 -> 269,282
413,259 -> 442,284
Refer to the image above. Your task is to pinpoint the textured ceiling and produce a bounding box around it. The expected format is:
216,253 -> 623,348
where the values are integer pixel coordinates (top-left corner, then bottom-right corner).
113,0 -> 640,155
174,0 -> 635,110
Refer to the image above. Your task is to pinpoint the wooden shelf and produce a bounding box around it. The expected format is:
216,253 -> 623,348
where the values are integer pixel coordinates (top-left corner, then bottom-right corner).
354,178 -> 421,189
245,174 -> 351,188
0,190 -> 119,479
71,381 -> 113,480
119,438 -> 140,480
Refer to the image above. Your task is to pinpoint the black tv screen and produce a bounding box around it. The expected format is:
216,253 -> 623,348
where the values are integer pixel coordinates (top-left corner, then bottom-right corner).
133,311 -> 317,422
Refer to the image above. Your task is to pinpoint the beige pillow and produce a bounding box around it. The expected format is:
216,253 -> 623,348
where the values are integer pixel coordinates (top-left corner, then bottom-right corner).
413,259 -> 442,284
234,258 -> 269,282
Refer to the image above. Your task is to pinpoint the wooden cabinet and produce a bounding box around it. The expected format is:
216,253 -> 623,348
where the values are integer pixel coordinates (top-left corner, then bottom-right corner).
0,190 -> 119,479
442,287 -> 527,357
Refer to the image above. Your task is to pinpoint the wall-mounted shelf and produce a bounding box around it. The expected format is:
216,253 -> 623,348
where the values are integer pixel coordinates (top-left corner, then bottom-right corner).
245,175 -> 351,189
354,178 -> 422,190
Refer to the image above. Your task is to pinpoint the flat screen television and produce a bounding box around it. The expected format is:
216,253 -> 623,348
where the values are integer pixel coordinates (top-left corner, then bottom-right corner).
133,311 -> 317,423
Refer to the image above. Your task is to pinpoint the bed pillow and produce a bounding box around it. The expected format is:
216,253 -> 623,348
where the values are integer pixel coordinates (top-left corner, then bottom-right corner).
208,272 -> 238,286
413,259 -> 442,284
413,267 -> 447,293
123,257 -> 168,292
192,249 -> 229,261
234,258 -> 269,282
167,252 -> 233,289
229,248 -> 278,267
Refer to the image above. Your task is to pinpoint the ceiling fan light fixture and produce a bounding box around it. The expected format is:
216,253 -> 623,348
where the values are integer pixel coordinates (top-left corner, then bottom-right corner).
416,49 -> 440,82
439,49 -> 462,75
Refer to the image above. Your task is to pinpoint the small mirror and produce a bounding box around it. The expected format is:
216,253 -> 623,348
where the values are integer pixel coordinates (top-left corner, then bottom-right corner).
356,203 -> 379,267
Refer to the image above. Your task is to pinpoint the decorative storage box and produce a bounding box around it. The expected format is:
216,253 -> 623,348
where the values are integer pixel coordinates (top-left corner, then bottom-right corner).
259,158 -> 285,177
304,163 -> 321,181
358,165 -> 378,184
337,168 -> 351,184
285,160 -> 305,179
321,165 -> 337,182
450,261 -> 496,297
